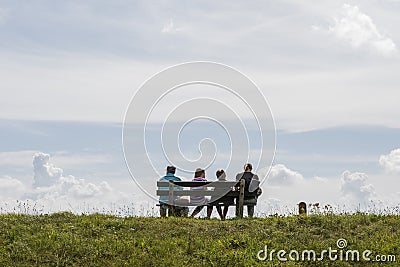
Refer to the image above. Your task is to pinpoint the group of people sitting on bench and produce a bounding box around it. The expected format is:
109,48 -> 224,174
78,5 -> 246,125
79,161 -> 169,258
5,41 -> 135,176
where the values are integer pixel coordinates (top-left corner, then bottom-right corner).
158,163 -> 261,219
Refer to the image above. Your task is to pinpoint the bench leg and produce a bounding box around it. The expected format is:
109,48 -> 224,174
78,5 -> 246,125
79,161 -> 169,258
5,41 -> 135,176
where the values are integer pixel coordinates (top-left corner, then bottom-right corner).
235,203 -> 243,218
169,205 -> 176,217
160,204 -> 167,217
235,205 -> 255,218
248,205 -> 255,218
206,206 -> 213,219
237,179 -> 245,218
160,204 -> 182,217
216,206 -> 223,219
223,206 -> 229,220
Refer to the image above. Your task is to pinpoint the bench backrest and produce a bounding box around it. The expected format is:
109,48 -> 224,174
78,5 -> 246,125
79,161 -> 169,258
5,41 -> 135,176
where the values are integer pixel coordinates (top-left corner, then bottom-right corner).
156,181 -> 239,197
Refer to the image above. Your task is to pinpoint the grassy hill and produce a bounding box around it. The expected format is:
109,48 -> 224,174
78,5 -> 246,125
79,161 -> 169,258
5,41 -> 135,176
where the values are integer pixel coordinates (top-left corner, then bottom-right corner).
0,213 -> 399,266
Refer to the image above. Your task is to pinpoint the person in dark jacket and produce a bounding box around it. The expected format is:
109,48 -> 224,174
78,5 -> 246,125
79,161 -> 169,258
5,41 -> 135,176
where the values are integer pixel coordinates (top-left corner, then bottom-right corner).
215,169 -> 231,220
235,163 -> 260,218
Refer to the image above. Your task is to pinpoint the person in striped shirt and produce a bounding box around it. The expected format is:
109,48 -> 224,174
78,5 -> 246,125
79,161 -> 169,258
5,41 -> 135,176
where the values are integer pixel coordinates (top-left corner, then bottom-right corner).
190,168 -> 213,218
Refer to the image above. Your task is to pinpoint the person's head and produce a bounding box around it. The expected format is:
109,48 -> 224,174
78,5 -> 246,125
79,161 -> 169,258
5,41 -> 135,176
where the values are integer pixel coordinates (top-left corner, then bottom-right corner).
194,168 -> 205,178
216,169 -> 226,181
244,163 -> 253,172
166,165 -> 176,175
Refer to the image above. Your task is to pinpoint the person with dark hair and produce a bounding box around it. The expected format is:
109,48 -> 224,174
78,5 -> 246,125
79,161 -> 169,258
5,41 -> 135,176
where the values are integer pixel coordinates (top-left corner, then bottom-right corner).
158,166 -> 188,217
190,168 -> 213,218
215,169 -> 230,220
235,163 -> 260,218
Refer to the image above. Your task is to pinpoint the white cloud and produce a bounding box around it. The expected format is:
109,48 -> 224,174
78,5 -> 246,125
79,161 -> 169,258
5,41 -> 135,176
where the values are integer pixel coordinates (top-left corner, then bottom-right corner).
59,176 -> 112,199
0,152 -> 131,213
263,164 -> 304,186
0,176 -> 25,200
340,170 -> 376,205
0,53 -> 159,122
32,152 -> 113,199
161,19 -> 183,34
328,4 -> 397,56
379,148 -> 400,173
33,152 -> 63,187
30,174 -> 113,201
261,171 -> 340,211
260,164 -> 392,212
0,150 -> 39,167
0,2 -> 399,132
311,25 -> 320,31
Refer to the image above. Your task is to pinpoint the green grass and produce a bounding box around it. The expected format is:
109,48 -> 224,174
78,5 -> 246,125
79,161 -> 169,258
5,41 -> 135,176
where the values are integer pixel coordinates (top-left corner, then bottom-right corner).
0,213 -> 399,266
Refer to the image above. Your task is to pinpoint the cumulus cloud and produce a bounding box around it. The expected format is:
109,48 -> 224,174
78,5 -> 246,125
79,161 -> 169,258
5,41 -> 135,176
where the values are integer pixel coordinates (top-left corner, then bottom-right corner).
379,148 -> 400,173
340,170 -> 376,204
263,164 -> 304,186
0,151 -> 140,214
59,176 -> 112,199
31,152 -> 113,199
33,152 -> 63,187
0,176 -> 25,200
328,4 -> 397,56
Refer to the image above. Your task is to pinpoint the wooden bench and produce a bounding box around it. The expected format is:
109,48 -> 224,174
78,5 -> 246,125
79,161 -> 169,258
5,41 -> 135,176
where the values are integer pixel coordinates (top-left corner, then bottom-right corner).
156,179 -> 258,218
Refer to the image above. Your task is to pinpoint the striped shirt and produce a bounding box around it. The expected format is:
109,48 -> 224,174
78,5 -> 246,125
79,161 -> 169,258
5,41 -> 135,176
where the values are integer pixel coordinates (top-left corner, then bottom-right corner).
190,177 -> 208,205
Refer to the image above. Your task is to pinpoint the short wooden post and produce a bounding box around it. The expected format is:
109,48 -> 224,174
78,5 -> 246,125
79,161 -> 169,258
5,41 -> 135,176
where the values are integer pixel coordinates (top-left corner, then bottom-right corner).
299,201 -> 307,215
168,180 -> 175,216
237,179 -> 245,218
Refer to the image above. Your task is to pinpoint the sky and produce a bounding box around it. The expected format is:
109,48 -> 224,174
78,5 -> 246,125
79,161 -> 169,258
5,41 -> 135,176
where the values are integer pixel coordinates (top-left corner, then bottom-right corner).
0,1 -> 399,216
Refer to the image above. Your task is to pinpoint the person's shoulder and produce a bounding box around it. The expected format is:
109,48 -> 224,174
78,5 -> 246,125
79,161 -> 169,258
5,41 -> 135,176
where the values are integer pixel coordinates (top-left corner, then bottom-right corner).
253,173 -> 260,180
159,175 -> 181,181
173,176 -> 182,181
235,172 -> 244,180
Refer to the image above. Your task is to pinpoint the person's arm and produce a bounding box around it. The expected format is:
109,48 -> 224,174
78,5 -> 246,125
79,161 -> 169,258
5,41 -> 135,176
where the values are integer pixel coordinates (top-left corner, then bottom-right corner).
235,173 -> 242,181
203,177 -> 208,190
249,174 -> 260,192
